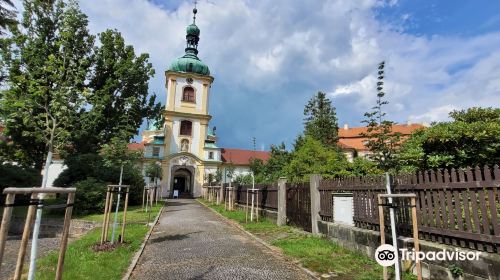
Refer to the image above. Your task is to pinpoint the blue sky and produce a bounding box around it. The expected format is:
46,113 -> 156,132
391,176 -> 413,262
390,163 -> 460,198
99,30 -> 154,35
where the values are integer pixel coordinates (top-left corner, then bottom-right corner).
76,0 -> 500,151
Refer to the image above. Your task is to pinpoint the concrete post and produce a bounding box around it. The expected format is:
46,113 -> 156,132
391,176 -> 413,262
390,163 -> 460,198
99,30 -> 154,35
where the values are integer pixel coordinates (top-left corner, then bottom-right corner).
277,177 -> 287,226
220,185 -> 225,204
309,174 -> 322,235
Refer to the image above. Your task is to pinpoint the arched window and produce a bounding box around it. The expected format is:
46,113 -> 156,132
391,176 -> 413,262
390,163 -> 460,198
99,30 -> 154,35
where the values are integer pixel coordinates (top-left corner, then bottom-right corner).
180,120 -> 192,136
181,139 -> 189,152
182,86 -> 195,102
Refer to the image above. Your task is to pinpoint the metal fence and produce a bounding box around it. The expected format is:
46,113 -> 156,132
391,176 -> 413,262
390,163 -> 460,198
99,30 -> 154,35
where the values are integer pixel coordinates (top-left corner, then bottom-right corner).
319,166 -> 500,253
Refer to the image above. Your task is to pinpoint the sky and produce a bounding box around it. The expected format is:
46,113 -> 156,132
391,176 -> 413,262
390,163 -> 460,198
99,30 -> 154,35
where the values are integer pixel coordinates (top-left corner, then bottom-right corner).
74,0 -> 500,151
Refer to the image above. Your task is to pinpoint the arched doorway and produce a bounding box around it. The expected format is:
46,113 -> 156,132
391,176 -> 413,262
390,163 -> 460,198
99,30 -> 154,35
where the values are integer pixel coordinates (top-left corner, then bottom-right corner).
170,165 -> 195,198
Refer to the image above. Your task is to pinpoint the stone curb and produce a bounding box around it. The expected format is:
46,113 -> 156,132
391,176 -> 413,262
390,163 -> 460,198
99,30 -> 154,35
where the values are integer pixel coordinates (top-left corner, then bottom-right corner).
121,201 -> 166,280
197,199 -> 319,280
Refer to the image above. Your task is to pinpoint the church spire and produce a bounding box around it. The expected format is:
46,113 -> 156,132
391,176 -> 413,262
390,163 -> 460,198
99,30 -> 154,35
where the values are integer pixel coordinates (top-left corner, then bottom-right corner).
185,2 -> 200,56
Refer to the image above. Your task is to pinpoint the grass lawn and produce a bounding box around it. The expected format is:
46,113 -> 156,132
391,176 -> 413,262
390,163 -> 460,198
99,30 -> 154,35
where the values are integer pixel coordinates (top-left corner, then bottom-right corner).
199,199 -> 416,280
77,204 -> 163,224
32,202 -> 163,280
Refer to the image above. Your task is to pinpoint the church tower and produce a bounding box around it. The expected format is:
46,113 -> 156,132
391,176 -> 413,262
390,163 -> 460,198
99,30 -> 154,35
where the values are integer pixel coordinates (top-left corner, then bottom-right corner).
160,6 -> 221,197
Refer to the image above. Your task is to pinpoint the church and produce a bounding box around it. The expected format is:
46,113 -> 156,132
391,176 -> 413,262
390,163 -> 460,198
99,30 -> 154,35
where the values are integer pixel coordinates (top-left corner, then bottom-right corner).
134,7 -> 269,198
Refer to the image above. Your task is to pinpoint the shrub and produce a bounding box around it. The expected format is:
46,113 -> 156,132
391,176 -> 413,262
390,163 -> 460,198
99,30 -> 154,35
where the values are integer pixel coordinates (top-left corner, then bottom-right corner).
73,178 -> 107,215
0,164 -> 42,204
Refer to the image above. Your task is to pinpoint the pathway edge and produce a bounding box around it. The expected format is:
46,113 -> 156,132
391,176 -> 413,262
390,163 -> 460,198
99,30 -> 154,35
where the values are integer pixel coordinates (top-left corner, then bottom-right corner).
197,199 -> 319,280
121,202 -> 166,280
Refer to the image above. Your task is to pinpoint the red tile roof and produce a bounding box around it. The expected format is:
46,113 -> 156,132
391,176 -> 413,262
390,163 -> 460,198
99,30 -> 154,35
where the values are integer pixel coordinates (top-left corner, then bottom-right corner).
337,124 -> 426,152
221,148 -> 270,165
338,123 -> 425,138
127,142 -> 145,151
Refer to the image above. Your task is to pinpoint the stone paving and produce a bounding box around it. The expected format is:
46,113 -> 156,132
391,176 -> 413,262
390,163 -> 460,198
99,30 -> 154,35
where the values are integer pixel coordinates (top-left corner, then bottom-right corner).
130,199 -> 314,280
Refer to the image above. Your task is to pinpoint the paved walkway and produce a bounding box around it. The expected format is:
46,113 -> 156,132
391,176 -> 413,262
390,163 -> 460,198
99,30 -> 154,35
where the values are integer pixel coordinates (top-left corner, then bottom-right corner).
130,199 -> 313,280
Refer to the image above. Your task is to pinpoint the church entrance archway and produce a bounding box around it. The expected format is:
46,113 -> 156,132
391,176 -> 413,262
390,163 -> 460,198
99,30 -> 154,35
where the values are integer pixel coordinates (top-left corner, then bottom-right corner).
170,165 -> 195,198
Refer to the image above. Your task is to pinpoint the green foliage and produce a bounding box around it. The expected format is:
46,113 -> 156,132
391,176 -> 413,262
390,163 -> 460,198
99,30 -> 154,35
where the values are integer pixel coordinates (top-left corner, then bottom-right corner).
362,61 -> 401,172
348,157 -> 383,176
448,264 -> 464,278
101,136 -> 141,170
144,161 -> 162,180
284,136 -> 350,182
0,164 -> 41,203
54,153 -> 145,213
265,142 -> 292,181
303,91 -> 339,147
224,163 -> 236,181
72,178 -> 107,215
72,29 -> 161,154
1,0 -> 94,169
398,107 -> 500,169
233,174 -> 252,185
214,167 -> 223,184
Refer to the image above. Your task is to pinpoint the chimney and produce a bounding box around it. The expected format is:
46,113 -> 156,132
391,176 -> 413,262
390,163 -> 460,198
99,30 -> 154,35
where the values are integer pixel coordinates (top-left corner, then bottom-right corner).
343,124 -> 349,130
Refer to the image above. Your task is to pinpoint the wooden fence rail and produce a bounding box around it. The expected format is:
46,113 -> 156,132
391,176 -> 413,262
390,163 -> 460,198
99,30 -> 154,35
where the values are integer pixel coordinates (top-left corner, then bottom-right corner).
319,165 -> 500,253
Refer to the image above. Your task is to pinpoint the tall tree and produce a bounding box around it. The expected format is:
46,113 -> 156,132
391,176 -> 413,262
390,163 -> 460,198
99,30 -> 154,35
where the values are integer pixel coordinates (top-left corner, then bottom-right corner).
1,0 -> 94,169
303,91 -> 339,147
264,142 -> 291,181
72,29 -> 162,153
362,61 -> 401,172
0,0 -> 94,277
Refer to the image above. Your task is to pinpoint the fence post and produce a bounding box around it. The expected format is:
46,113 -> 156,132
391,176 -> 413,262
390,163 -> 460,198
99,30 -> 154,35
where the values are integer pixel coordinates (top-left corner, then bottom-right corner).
310,174 -> 322,235
277,177 -> 287,226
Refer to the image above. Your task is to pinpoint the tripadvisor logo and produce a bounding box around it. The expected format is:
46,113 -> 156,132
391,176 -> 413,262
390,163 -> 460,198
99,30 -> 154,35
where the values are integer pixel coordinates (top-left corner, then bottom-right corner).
375,244 -> 481,267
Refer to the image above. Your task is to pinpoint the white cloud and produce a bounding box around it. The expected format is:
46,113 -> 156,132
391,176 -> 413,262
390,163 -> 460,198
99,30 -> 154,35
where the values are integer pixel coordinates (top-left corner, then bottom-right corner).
76,0 -> 500,148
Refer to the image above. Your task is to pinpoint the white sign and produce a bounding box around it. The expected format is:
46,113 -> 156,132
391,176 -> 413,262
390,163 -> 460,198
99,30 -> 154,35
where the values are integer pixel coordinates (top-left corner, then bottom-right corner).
173,190 -> 179,198
333,193 -> 354,226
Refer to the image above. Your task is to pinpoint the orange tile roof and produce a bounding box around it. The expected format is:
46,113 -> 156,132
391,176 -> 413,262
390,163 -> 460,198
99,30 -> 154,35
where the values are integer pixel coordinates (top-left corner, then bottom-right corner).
127,142 -> 145,151
337,124 -> 426,152
338,123 -> 425,138
221,148 -> 270,165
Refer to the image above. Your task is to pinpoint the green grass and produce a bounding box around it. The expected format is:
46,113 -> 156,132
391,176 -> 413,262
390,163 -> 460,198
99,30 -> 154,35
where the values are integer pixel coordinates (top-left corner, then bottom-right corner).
76,204 -> 163,224
33,202 -> 163,279
199,199 -> 416,280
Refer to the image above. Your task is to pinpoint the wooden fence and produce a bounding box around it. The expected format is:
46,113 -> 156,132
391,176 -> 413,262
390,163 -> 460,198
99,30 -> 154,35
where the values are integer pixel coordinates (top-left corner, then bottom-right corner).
319,166 -> 500,253
233,184 -> 278,211
286,182 -> 311,232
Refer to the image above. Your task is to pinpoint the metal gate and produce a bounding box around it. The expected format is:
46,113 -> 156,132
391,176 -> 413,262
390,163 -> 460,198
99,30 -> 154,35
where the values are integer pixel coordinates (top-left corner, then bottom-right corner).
286,182 -> 311,232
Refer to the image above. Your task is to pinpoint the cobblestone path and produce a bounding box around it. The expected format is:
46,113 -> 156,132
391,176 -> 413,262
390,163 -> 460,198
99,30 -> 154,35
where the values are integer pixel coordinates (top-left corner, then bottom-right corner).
130,199 -> 313,280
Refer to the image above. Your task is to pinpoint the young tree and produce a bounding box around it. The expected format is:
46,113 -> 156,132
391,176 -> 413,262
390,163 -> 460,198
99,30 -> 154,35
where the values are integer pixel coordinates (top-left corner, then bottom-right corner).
265,142 -> 291,181
101,136 -> 141,243
224,163 -> 236,184
0,1 -> 93,277
303,91 -> 339,147
362,61 -> 401,172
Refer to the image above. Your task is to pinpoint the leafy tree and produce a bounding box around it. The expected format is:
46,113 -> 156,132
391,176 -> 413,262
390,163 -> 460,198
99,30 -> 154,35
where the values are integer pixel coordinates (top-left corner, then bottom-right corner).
263,142 -> 291,181
72,29 -> 162,154
224,163 -> 235,183
214,167 -> 223,184
399,107 -> 500,170
0,0 -> 16,35
362,61 -> 401,172
348,157 -> 382,176
303,91 -> 339,147
284,136 -> 350,182
0,164 -> 41,202
54,153 -> 145,214
1,0 -> 94,169
144,161 -> 162,181
233,174 -> 252,185
101,136 -> 141,185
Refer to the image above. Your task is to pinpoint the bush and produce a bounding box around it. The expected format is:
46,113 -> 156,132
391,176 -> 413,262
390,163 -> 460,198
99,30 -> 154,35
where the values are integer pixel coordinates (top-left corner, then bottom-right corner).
0,164 -> 42,204
54,153 -> 144,214
73,178 -> 107,215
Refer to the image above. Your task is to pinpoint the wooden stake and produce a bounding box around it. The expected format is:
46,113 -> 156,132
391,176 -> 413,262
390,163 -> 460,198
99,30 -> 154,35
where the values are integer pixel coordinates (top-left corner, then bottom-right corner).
0,194 -> 15,271
411,197 -> 423,280
120,188 -> 130,243
14,193 -> 37,280
55,192 -> 75,280
378,195 -> 387,280
104,188 -> 114,242
101,188 -> 111,244
245,189 -> 249,223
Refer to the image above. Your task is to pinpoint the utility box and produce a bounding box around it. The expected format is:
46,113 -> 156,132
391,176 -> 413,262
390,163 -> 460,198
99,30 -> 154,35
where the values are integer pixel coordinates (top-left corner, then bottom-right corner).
332,193 -> 354,226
